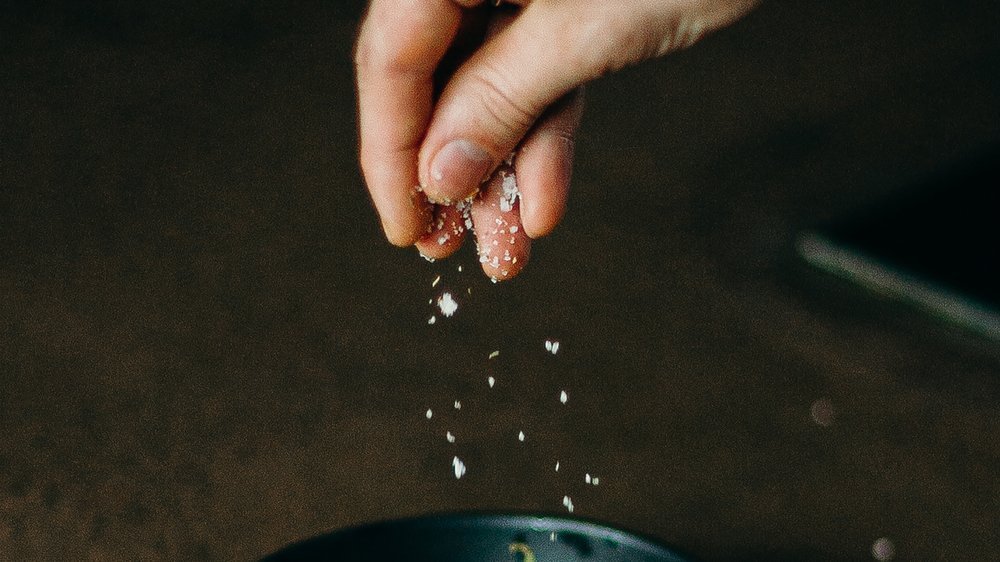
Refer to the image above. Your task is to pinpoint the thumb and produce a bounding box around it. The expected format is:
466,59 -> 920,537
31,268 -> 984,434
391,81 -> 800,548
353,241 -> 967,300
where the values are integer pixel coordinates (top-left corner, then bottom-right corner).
418,0 -> 757,203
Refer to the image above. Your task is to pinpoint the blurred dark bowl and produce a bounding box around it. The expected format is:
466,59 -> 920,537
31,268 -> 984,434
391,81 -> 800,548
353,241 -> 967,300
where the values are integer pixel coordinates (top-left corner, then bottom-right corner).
263,513 -> 696,561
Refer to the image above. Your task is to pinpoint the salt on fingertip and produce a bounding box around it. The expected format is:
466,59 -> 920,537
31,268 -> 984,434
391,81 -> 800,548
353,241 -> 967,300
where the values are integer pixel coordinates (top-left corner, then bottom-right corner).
585,473 -> 591,484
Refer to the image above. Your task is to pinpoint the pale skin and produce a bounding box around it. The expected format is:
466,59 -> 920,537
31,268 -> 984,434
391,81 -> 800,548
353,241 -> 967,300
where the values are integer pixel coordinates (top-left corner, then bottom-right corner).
355,0 -> 759,280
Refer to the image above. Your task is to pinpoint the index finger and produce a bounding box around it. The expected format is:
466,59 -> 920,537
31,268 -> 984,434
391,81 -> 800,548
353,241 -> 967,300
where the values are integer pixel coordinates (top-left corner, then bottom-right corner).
355,0 -> 469,246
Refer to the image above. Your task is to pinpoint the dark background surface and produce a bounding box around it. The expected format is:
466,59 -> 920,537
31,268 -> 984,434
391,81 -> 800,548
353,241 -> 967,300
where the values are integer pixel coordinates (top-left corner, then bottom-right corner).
2,1 -> 999,560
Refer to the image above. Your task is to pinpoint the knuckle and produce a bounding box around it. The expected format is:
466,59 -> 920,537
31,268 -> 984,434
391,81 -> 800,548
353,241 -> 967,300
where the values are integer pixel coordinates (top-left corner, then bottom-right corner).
466,63 -> 539,144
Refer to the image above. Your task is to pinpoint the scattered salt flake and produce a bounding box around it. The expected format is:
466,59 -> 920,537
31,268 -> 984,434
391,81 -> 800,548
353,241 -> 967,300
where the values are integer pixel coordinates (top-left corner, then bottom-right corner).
453,400 -> 461,410
551,341 -> 560,354
562,495 -> 574,513
871,538 -> 895,561
592,477 -> 600,485
431,274 -> 441,287
488,350 -> 499,360
488,376 -> 495,388
545,340 -> 552,352
457,265 -> 463,272
446,431 -> 455,443
452,456 -> 466,479
437,292 -> 458,317
555,461 -> 560,472
425,409 -> 433,419
518,431 -> 525,442
428,316 -> 436,325
559,390 -> 568,404
585,473 -> 591,484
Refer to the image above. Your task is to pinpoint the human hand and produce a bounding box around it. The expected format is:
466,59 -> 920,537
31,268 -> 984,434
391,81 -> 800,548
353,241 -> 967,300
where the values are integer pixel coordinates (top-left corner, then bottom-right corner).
355,0 -> 758,280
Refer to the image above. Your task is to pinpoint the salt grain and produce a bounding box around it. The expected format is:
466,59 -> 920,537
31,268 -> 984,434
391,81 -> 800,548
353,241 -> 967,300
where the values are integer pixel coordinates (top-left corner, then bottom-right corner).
544,340 -> 552,352
437,292 -> 458,317
458,265 -> 463,272
559,390 -> 568,404
551,341 -> 560,354
432,275 -> 441,287
518,431 -> 525,442
585,473 -> 591,484
454,400 -> 461,410
488,376 -> 495,388
592,477 -> 599,485
488,350 -> 499,360
555,461 -> 560,472
428,316 -> 436,325
446,431 -> 456,443
452,456 -> 466,479
425,409 -> 433,419
562,495 -> 574,513
871,537 -> 895,561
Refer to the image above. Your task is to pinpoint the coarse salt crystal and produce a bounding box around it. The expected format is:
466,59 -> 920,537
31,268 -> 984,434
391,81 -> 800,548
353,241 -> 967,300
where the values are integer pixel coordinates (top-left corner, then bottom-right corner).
457,265 -> 463,272
559,390 -> 568,404
592,477 -> 600,485
585,473 -> 591,484
518,431 -> 525,442
425,409 -> 433,419
562,495 -> 574,513
452,456 -> 466,479
544,340 -> 552,352
488,350 -> 499,360
428,316 -> 436,325
437,292 -> 458,317
551,341 -> 560,354
509,225 -> 518,233
446,431 -> 455,443
454,400 -> 461,410
488,376 -> 495,388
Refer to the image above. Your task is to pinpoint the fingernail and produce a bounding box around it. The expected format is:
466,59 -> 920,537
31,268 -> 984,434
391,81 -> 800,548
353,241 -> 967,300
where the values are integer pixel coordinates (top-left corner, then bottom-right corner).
429,139 -> 492,202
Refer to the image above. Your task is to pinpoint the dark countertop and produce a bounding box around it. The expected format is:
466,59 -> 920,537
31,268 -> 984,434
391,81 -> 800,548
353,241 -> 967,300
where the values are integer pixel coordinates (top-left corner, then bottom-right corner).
2,1 -> 998,560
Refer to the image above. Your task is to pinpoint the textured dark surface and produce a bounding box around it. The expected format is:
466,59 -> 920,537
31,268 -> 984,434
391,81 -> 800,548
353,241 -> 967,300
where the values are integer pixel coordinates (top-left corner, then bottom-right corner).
2,1 -> 999,560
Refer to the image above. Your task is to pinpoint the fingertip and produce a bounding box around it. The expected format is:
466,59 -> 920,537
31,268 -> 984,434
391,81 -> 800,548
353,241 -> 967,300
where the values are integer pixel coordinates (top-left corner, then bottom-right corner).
471,166 -> 531,281
415,202 -> 470,259
516,132 -> 573,240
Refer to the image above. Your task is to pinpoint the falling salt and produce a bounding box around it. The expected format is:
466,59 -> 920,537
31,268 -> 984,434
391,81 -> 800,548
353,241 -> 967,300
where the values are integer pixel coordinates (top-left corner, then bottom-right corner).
457,265 -> 463,272
555,461 -> 560,472
425,409 -> 433,419
446,431 -> 455,443
585,473 -> 591,484
518,431 -> 525,442
437,292 -> 458,317
562,496 -> 574,513
559,390 -> 568,404
454,400 -> 461,410
551,341 -> 560,354
488,376 -> 495,388
428,316 -> 436,325
452,456 -> 466,479
488,350 -> 499,360
431,275 -> 441,287
592,477 -> 600,485
871,538 -> 895,561
544,340 -> 552,352
550,532 -> 556,542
